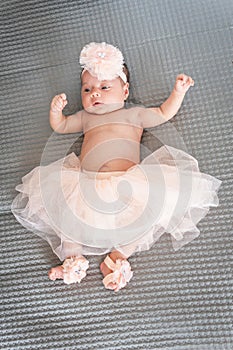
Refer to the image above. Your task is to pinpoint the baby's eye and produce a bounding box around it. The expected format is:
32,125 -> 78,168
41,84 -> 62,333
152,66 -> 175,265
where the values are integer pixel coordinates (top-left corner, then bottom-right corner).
84,88 -> 90,93
101,86 -> 110,90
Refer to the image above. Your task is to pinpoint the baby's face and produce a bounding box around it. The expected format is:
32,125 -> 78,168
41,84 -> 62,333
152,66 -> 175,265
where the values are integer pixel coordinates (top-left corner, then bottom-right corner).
81,70 -> 129,114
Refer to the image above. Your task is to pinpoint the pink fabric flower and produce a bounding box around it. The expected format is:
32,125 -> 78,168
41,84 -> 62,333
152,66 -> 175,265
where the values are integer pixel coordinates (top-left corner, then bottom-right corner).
79,42 -> 127,82
62,256 -> 89,284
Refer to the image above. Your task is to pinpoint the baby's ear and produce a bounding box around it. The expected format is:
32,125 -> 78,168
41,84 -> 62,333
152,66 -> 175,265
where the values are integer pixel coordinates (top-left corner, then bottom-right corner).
123,83 -> 129,100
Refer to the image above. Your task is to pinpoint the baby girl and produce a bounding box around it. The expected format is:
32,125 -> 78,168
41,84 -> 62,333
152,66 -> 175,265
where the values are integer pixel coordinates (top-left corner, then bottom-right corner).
12,42 -> 221,291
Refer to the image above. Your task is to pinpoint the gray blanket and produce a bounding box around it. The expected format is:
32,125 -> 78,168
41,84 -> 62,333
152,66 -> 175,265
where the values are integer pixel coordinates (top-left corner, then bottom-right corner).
1,0 -> 232,349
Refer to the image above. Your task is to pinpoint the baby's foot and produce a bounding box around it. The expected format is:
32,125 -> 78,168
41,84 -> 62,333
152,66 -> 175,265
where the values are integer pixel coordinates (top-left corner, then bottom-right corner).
48,265 -> 64,281
100,251 -> 133,292
100,251 -> 126,277
48,256 -> 89,284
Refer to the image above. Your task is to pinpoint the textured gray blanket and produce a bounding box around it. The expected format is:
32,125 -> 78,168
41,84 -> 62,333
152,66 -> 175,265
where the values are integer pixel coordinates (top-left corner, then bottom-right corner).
1,1 -> 232,349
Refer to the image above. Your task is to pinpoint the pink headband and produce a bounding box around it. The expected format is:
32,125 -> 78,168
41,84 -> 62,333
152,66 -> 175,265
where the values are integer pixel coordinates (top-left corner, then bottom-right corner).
79,42 -> 127,83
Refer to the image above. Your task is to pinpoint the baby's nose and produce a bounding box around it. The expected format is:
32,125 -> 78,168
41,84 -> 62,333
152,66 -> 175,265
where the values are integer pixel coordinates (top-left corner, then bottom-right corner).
91,89 -> 101,98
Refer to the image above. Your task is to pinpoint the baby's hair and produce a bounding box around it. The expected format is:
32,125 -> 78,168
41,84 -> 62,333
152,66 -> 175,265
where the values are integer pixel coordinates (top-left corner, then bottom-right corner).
123,63 -> 130,83
80,63 -> 130,84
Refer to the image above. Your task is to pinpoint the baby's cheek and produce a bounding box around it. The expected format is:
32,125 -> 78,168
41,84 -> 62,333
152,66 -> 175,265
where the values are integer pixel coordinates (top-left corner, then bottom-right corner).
82,97 -> 89,108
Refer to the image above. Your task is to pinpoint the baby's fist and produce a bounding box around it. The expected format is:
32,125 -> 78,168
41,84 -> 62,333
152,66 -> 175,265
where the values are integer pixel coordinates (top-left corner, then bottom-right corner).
174,74 -> 194,94
50,93 -> 68,113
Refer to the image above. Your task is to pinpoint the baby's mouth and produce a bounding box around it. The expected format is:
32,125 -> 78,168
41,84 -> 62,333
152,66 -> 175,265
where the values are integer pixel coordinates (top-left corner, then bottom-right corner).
93,101 -> 103,106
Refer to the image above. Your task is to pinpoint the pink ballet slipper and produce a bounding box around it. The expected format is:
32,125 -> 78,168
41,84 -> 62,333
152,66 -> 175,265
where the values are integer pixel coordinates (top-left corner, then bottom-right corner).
62,256 -> 89,284
102,255 -> 133,292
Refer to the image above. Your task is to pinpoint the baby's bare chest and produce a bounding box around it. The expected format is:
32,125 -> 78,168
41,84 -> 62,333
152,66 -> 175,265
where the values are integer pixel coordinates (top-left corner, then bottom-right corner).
82,107 -> 143,134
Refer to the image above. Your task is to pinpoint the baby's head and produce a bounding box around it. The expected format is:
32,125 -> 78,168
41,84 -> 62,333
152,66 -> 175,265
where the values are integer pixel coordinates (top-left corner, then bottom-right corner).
79,42 -> 130,114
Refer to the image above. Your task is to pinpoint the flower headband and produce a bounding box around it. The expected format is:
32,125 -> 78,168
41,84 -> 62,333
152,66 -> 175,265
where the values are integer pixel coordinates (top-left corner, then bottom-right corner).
79,42 -> 127,83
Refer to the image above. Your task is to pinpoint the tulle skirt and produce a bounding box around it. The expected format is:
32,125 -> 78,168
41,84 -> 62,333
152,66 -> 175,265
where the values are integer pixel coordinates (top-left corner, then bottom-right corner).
11,146 -> 221,261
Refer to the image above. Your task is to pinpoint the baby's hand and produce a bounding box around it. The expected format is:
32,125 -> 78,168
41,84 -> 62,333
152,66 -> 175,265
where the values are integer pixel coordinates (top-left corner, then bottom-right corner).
50,93 -> 68,113
174,74 -> 194,94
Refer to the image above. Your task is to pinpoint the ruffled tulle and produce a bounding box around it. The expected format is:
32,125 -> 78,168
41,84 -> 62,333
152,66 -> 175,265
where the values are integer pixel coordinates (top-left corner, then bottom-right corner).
11,146 -> 221,260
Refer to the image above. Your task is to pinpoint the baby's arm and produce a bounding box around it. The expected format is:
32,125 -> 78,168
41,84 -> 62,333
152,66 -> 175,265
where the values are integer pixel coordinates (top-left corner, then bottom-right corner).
50,93 -> 83,133
142,74 -> 194,128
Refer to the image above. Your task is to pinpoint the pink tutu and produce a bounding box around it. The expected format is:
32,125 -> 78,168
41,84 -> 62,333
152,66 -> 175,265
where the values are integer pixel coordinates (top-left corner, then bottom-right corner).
11,146 -> 221,261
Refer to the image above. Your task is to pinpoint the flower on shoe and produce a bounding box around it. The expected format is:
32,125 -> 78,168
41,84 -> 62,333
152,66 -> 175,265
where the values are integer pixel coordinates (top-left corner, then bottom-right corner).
80,42 -> 125,82
62,256 -> 89,284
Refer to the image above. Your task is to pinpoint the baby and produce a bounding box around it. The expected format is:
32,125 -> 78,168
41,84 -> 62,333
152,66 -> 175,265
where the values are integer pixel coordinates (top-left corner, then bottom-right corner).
12,43 -> 221,291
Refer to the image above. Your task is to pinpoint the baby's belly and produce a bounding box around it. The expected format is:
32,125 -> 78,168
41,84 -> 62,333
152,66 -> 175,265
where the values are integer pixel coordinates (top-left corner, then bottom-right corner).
80,137 -> 140,172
